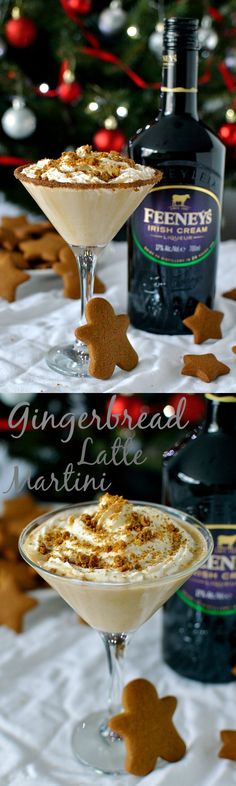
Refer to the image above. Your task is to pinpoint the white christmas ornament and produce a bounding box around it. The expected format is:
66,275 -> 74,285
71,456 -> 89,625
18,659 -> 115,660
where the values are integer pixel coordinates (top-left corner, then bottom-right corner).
98,1 -> 126,35
1,97 -> 37,139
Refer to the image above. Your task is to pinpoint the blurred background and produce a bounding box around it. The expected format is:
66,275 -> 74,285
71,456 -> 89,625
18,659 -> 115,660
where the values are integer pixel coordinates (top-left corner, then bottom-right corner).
0,0 -> 235,237
0,392 -> 206,505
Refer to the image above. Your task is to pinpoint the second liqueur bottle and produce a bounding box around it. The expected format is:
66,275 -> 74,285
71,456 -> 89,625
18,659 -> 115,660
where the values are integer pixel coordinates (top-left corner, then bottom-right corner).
162,394 -> 236,683
128,18 -> 225,334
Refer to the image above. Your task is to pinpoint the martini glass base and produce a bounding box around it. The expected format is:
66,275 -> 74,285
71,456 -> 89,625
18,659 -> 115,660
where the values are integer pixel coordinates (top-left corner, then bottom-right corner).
72,710 -> 126,775
46,343 -> 89,377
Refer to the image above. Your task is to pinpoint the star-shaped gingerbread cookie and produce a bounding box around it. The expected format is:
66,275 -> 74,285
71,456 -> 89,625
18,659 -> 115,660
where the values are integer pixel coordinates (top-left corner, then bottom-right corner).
0,568 -> 37,633
181,353 -> 230,383
19,232 -> 66,262
0,227 -> 17,250
218,730 -> 236,761
109,678 -> 186,776
2,214 -> 52,240
0,493 -> 49,561
0,252 -> 30,302
75,298 -> 138,379
182,303 -> 224,344
53,245 -> 105,299
222,288 -> 236,301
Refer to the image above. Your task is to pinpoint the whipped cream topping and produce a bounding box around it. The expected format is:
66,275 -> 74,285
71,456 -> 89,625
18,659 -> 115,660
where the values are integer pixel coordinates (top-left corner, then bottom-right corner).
25,494 -> 205,584
21,145 -> 157,185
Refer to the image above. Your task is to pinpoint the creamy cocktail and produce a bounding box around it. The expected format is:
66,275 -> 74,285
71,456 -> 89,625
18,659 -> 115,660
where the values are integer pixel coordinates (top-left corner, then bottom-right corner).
15,148 -> 161,377
22,493 -> 208,633
19,494 -> 212,774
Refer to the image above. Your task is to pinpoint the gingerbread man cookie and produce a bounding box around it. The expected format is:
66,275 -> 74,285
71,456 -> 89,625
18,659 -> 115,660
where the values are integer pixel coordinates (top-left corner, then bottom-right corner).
75,298 -> 138,379
109,678 -> 186,776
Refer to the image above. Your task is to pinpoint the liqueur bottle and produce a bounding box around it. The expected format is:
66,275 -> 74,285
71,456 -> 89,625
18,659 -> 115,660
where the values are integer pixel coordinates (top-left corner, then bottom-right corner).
162,394 -> 236,683
128,18 -> 225,335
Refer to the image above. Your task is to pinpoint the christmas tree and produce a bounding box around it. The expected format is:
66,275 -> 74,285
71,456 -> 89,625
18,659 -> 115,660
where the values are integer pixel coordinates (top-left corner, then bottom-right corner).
0,0 -> 235,206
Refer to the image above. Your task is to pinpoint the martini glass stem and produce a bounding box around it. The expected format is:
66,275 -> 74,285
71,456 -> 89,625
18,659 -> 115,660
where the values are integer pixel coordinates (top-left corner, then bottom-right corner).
99,632 -> 129,739
72,245 -> 97,324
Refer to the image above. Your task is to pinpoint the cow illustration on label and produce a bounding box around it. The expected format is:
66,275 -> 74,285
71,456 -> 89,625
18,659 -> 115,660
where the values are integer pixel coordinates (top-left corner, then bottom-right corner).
171,194 -> 190,207
217,533 -> 236,549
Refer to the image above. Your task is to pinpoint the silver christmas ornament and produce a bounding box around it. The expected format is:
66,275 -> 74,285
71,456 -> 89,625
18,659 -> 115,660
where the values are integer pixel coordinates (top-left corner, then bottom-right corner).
206,31 -> 219,50
148,31 -> 162,57
199,15 -> 218,50
98,1 -> 126,35
225,49 -> 236,73
0,36 -> 7,57
148,22 -> 164,58
1,97 -> 37,139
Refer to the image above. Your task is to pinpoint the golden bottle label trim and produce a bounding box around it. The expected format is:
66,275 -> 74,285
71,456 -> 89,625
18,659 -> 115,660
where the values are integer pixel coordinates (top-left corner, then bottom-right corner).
161,86 -> 198,93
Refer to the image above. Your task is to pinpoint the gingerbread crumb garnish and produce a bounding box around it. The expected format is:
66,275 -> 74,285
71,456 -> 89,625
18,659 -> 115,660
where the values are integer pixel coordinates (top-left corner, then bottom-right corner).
33,495 -> 189,576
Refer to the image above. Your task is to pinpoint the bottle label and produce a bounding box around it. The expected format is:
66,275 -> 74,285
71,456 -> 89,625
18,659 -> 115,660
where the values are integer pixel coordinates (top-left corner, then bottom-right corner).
131,185 -> 220,268
178,525 -> 236,615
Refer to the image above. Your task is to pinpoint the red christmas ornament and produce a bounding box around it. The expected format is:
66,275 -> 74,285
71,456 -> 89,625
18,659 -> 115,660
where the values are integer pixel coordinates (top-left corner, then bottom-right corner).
106,395 -> 150,427
168,394 -> 206,424
218,122 -> 236,147
68,0 -> 92,11
58,80 -> 81,103
4,16 -> 37,48
93,128 -> 126,152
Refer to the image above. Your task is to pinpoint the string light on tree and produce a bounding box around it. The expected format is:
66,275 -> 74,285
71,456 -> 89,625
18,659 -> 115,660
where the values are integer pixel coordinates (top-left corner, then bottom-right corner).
226,107 -> 236,123
87,101 -> 99,112
127,25 -> 139,38
39,83 -> 50,94
4,6 -> 37,48
116,105 -> 128,118
104,115 -> 118,129
98,1 -> 127,36
1,97 -> 37,139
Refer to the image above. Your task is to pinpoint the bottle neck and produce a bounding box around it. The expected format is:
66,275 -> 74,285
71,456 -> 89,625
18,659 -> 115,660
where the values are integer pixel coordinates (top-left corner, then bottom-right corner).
204,398 -> 236,435
160,49 -> 198,118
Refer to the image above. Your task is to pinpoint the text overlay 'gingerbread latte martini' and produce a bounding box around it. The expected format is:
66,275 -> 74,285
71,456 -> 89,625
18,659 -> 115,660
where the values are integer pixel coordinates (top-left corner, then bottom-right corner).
15,147 -> 161,377
21,493 -> 210,633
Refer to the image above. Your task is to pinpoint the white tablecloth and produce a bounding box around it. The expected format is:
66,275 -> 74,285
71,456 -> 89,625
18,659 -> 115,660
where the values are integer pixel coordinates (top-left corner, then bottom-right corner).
0,207 -> 235,393
1,590 -> 236,786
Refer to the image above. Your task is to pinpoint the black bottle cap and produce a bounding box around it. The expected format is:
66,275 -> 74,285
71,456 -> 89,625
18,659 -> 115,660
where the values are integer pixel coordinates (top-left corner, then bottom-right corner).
163,17 -> 199,51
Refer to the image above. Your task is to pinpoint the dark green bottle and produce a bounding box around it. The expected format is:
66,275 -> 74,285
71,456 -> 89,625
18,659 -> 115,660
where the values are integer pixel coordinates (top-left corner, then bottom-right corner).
162,395 -> 236,683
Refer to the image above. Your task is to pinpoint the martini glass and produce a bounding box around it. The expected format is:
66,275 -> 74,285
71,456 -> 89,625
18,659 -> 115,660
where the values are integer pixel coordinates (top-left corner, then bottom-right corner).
14,166 -> 161,377
19,501 -> 213,775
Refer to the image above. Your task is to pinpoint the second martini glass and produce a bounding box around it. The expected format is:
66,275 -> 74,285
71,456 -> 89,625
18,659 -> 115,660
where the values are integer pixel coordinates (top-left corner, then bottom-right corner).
19,501 -> 213,775
15,161 -> 161,377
